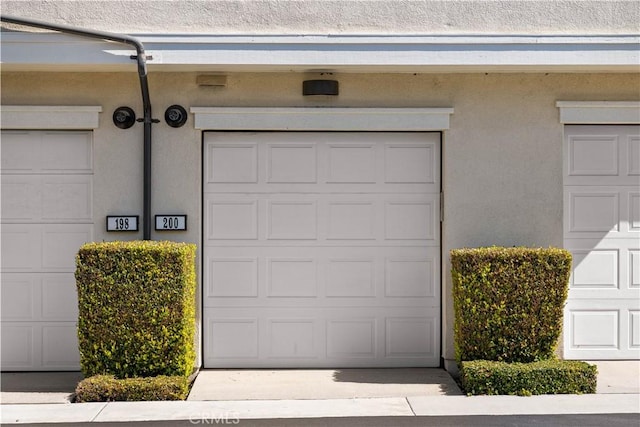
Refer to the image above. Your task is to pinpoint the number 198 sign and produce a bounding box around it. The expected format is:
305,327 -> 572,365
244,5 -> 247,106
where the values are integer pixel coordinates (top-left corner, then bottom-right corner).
106,216 -> 139,232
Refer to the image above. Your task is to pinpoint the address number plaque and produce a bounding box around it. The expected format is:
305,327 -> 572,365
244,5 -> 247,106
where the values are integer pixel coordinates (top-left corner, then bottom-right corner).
155,215 -> 187,231
106,216 -> 139,232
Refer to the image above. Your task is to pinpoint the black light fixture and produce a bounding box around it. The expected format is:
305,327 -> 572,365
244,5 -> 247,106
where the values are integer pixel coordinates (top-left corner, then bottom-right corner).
164,105 -> 188,128
112,106 -> 136,129
303,80 -> 339,96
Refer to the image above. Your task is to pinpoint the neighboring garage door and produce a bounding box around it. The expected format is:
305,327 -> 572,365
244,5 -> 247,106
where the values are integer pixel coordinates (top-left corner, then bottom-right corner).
1,130 -> 93,370
563,125 -> 640,360
203,132 -> 441,367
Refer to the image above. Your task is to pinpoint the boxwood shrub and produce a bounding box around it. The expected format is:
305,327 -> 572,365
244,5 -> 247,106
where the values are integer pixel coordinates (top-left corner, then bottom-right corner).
75,374 -> 190,402
460,359 -> 597,396
451,247 -> 571,363
75,241 -> 196,379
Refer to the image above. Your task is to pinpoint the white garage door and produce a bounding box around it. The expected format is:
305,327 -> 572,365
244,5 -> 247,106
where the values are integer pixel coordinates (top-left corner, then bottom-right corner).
563,125 -> 640,360
203,132 -> 441,367
1,130 -> 93,370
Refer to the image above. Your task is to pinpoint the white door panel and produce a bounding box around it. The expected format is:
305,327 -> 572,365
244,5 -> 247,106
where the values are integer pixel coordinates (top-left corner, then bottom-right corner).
203,132 -> 441,367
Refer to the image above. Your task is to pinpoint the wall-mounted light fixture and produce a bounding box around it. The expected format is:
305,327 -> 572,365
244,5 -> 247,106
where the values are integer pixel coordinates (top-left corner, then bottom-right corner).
112,106 -> 136,129
303,80 -> 339,96
164,105 -> 188,128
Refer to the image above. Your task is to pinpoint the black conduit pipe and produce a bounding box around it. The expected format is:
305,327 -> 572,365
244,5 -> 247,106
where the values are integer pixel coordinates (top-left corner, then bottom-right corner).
1,14 -> 155,240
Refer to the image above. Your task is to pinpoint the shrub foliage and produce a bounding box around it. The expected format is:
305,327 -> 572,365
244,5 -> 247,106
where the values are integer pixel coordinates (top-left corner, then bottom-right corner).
460,359 -> 597,396
75,374 -> 190,402
76,241 -> 196,378
451,247 -> 571,363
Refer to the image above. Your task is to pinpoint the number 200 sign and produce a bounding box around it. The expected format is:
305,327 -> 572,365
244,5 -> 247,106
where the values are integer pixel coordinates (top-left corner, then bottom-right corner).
106,216 -> 139,232
155,215 -> 187,231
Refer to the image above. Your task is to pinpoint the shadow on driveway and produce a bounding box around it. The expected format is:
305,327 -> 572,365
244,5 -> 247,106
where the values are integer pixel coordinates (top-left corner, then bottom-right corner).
1,372 -> 83,393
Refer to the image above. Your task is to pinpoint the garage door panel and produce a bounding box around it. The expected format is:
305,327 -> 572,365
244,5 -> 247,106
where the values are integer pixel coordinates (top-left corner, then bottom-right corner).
565,186 -> 639,238
567,134 -> 618,176
384,142 -> 437,184
385,200 -> 437,240
206,317 -> 259,360
1,322 -> 80,371
41,324 -> 81,369
630,192 -> 640,232
565,239 -> 639,297
630,311 -> 640,350
564,126 -> 640,186
41,176 -> 93,221
1,324 -> 34,369
204,247 -> 439,305
1,175 -> 39,221
631,250 -> 640,288
1,274 -> 35,321
41,275 -> 79,320
266,143 -> 317,183
206,143 -> 258,184
204,193 -> 440,245
1,224 -> 41,271
571,248 -> 619,289
41,225 -> 93,271
568,309 -> 619,349
564,300 -> 639,359
629,136 -> 640,176
385,257 -> 437,297
564,125 -> 640,360
1,273 -> 78,322
327,143 -> 376,183
1,175 -> 92,223
1,130 -> 92,371
385,317 -> 437,359
267,201 -> 318,240
1,131 -> 92,174
204,307 -> 439,368
1,131 -> 40,173
267,319 -> 318,359
40,132 -> 93,173
327,318 -> 376,358
207,200 -> 258,240
204,132 -> 440,194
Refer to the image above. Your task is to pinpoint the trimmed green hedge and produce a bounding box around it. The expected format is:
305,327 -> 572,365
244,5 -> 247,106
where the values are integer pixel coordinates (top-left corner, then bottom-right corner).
75,374 -> 190,402
460,359 -> 597,396
451,247 -> 571,363
75,241 -> 196,378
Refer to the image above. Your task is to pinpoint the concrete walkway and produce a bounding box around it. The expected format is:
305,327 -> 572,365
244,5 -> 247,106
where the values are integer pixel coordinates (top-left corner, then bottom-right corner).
1,364 -> 639,424
2,394 -> 639,424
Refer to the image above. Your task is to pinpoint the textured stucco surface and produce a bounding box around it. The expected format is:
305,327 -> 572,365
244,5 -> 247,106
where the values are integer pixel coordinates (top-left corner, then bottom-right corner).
2,0 -> 639,35
2,71 -> 639,365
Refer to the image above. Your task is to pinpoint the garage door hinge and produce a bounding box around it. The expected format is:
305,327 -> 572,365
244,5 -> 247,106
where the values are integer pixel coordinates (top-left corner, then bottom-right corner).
440,192 -> 444,222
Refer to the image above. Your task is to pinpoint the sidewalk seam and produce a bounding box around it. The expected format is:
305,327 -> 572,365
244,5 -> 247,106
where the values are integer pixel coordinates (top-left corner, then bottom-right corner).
89,402 -> 108,422
405,397 -> 416,416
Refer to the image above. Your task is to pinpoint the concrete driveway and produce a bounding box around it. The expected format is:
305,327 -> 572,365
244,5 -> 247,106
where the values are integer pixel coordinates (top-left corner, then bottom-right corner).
1,361 -> 639,404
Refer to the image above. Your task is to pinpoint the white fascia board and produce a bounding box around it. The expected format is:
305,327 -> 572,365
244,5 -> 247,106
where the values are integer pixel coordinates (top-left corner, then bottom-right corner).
1,105 -> 103,129
556,101 -> 640,124
190,107 -> 454,131
1,33 -> 639,73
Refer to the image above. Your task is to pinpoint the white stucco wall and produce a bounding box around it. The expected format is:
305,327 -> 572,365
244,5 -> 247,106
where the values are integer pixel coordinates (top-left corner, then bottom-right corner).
2,0 -> 639,35
2,71 -> 638,367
